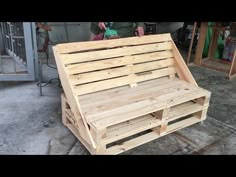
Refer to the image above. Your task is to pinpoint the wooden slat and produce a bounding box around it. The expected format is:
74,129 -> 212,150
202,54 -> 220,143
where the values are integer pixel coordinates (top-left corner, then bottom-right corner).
62,42 -> 173,65
56,33 -> 172,54
171,40 -> 198,86
201,59 -> 230,73
187,22 -> 197,65
105,116 -> 200,155
104,114 -> 161,145
208,22 -> 221,59
73,58 -> 174,84
168,101 -> 204,122
87,84 -> 194,124
79,77 -> 173,104
229,51 -> 236,78
89,87 -> 208,129
105,131 -> 160,155
75,67 -> 176,95
53,47 -> 96,149
65,122 -> 95,155
194,22 -> 208,65
66,51 -> 174,74
165,116 -> 200,134
81,80 -> 189,116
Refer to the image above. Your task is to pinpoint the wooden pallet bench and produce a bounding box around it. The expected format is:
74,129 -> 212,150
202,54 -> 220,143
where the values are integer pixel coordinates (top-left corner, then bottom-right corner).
53,33 -> 211,155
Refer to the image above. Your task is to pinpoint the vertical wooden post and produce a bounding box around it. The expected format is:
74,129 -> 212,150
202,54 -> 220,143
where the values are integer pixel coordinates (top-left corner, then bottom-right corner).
194,22 -> 208,65
229,50 -> 236,79
90,128 -> 107,154
187,22 -> 197,65
208,22 -> 221,59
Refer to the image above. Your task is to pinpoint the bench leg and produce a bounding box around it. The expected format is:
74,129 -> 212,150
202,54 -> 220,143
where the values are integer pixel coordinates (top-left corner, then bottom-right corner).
61,93 -> 69,125
195,107 -> 208,121
194,94 -> 211,121
152,108 -> 170,135
90,128 -> 107,154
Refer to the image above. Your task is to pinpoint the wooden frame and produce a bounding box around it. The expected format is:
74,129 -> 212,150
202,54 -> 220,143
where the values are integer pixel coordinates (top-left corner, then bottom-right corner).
194,22 -> 236,79
53,34 -> 211,155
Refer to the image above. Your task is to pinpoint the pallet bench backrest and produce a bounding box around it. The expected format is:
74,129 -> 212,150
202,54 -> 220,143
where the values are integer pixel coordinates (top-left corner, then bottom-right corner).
54,34 -> 197,96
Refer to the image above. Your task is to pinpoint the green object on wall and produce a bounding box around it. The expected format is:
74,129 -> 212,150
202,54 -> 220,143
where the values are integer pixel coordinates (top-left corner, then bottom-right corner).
203,22 -> 224,59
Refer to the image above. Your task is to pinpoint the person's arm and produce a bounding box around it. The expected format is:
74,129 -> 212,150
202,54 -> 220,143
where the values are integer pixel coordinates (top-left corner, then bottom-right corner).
135,22 -> 145,36
90,22 -> 107,40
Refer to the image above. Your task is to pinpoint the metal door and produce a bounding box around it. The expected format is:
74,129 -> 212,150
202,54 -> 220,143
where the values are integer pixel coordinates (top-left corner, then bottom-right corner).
0,22 -> 37,81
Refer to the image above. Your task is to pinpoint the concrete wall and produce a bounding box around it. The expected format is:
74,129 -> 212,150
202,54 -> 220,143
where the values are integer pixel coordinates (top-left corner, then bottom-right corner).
157,22 -> 184,34
47,22 -> 91,43
38,22 -> 91,61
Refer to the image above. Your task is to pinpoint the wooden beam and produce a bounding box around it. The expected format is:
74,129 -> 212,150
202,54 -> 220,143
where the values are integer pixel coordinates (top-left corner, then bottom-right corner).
53,47 -> 97,149
187,22 -> 197,65
208,22 -> 221,59
171,40 -> 198,86
229,50 -> 236,79
194,22 -> 208,65
56,33 -> 172,54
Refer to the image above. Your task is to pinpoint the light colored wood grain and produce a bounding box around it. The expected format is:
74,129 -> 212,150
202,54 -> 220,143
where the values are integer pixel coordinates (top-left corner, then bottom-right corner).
66,51 -> 173,74
53,47 -> 96,149
81,79 -> 186,115
56,33 -> 172,54
201,59 -> 230,72
171,40 -> 198,86
89,87 -> 208,129
194,22 -> 208,65
159,108 -> 170,134
187,22 -> 197,65
229,50 -> 236,78
104,116 -> 200,155
72,58 -> 174,84
62,42 -> 172,65
79,77 -> 173,104
105,131 -> 160,155
75,67 -> 176,95
65,121 -> 95,155
54,34 -> 211,155
165,116 -> 200,134
104,114 -> 161,145
168,101 -> 204,122
208,22 -> 221,59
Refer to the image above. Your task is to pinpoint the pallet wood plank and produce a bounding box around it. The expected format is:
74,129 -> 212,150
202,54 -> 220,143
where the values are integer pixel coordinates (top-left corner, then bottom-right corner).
55,33 -> 211,155
89,88 -> 209,129
72,58 -> 174,84
78,77 -> 174,104
67,52 -> 174,75
171,40 -> 198,86
81,80 -> 190,116
229,51 -> 236,79
194,22 -> 208,65
105,116 -> 200,155
56,33 -> 172,54
65,51 -> 173,73
168,102 -> 204,122
104,114 -> 161,144
86,81 -> 201,121
201,59 -> 230,73
53,47 -> 96,149
62,42 -> 172,65
75,67 -> 176,95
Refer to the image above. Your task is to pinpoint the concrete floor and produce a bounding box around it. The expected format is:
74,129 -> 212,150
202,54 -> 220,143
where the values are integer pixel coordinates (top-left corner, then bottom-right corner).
0,56 -> 27,74
0,55 -> 236,155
